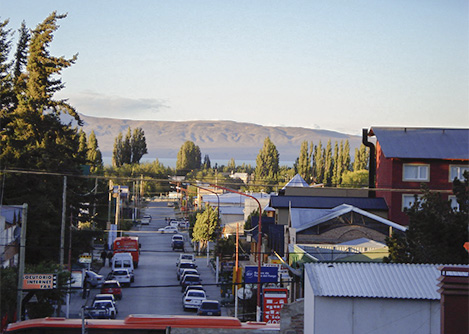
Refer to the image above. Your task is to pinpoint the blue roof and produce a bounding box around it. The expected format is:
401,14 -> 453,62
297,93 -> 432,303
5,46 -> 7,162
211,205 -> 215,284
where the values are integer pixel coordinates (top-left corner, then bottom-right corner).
270,195 -> 388,211
282,174 -> 310,189
370,127 -> 469,160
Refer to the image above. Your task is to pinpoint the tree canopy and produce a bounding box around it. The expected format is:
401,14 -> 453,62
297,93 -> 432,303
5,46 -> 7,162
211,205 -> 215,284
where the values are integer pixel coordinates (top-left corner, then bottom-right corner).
176,140 -> 201,174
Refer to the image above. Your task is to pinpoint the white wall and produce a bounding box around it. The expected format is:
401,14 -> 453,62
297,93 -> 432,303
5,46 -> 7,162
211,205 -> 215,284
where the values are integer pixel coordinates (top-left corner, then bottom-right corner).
304,271 -> 440,334
308,297 -> 439,334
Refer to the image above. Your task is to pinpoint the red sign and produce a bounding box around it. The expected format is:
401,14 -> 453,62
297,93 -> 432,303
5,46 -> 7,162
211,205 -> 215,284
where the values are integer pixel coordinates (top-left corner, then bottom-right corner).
263,288 -> 288,324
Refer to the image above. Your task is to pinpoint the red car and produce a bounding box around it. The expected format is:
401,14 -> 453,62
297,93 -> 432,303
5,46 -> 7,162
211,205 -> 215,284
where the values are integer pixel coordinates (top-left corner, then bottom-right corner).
100,280 -> 122,300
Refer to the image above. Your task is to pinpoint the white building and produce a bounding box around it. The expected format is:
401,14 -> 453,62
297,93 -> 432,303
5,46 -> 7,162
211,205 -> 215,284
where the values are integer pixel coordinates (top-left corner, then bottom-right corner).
304,262 -> 446,334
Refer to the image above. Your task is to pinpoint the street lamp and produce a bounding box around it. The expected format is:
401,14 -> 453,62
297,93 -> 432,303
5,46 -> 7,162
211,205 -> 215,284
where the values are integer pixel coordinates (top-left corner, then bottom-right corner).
208,184 -> 263,322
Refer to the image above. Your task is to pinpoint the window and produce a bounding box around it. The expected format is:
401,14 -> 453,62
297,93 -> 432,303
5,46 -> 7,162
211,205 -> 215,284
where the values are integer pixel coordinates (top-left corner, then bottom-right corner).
449,165 -> 469,182
402,194 -> 424,211
403,164 -> 429,182
448,195 -> 460,211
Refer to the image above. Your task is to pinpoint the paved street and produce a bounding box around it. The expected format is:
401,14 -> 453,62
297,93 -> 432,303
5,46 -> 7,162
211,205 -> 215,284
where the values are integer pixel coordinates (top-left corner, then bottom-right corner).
68,201 -> 225,318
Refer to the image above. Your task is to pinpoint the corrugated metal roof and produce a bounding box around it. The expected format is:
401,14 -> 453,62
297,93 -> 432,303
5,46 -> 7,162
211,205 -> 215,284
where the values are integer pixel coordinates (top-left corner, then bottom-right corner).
305,262 -> 469,300
270,195 -> 388,211
293,204 -> 406,233
370,127 -> 469,160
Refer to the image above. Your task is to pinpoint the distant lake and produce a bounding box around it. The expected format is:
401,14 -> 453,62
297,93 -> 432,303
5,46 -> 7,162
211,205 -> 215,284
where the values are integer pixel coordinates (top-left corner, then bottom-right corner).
102,157 -> 295,168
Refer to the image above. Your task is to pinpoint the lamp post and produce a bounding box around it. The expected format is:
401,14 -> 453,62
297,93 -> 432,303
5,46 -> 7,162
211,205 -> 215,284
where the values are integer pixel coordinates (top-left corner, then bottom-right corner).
209,184 -> 263,322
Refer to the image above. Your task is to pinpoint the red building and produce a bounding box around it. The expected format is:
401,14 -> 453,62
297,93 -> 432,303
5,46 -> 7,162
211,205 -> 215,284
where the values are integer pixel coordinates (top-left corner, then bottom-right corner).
367,127 -> 469,225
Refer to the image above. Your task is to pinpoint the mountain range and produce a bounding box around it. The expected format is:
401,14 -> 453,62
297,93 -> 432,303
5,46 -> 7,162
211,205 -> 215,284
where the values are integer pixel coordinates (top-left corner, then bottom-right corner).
79,114 -> 363,164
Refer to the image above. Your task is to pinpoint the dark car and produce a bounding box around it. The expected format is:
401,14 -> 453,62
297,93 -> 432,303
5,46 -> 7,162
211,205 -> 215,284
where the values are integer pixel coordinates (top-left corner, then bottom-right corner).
172,239 -> 185,252
181,274 -> 202,292
198,300 -> 221,316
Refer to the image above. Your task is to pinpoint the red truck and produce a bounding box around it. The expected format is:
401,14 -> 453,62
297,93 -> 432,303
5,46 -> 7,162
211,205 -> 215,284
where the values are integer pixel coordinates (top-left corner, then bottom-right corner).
113,236 -> 140,268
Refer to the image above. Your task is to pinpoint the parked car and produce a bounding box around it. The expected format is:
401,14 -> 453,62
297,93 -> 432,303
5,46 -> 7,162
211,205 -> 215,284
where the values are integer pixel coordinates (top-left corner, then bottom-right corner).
143,214 -> 152,222
177,262 -> 198,280
158,226 -> 178,234
167,202 -> 175,207
176,254 -> 195,266
100,280 -> 122,300
88,299 -> 117,319
183,290 -> 207,311
93,294 -> 117,313
169,220 -> 179,228
181,274 -> 202,292
179,268 -> 199,282
107,269 -> 132,287
84,270 -> 104,288
140,218 -> 150,225
198,300 -> 221,316
182,285 -> 206,299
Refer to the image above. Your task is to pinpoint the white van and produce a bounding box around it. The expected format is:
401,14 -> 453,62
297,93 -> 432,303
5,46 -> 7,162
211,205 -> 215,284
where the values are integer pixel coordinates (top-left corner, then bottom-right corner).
111,253 -> 135,282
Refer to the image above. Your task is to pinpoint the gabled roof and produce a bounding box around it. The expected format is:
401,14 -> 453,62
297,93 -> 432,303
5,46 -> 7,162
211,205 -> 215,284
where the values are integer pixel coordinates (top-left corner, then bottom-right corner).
292,204 -> 406,233
270,195 -> 388,211
305,262 -> 468,300
282,174 -> 310,189
370,127 -> 469,160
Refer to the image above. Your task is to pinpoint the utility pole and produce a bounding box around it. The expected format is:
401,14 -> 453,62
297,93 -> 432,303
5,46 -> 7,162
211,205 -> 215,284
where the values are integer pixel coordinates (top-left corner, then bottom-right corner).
16,203 -> 28,322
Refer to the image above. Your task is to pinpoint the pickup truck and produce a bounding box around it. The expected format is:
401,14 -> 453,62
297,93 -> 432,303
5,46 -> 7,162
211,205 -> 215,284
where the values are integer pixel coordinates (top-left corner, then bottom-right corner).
84,300 -> 117,319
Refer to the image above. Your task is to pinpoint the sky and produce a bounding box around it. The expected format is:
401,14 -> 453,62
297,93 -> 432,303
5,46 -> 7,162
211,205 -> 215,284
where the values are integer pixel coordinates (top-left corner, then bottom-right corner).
2,1 -> 468,135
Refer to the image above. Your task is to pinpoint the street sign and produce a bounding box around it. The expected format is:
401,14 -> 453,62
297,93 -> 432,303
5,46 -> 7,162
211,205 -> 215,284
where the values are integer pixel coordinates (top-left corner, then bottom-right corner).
244,266 -> 279,284
263,288 -> 288,324
23,274 -> 57,290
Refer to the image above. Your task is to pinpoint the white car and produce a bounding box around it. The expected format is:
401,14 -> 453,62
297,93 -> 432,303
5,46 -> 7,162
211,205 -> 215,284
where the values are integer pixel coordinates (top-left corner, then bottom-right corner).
109,269 -> 132,287
183,290 -> 207,311
176,254 -> 196,266
159,226 -> 178,233
179,268 -> 199,282
140,218 -> 151,225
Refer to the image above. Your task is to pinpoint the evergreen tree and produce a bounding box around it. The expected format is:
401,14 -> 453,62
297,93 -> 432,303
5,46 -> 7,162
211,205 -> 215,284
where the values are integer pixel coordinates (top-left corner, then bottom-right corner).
343,139 -> 351,171
0,13 -> 85,263
130,127 -> 147,163
297,140 -> 312,183
255,137 -> 279,182
87,130 -> 103,172
0,19 -> 13,114
202,154 -> 211,169
313,141 -> 324,184
176,140 -> 201,173
323,140 -> 333,185
385,173 -> 468,264
13,21 -> 29,97
78,129 -> 87,158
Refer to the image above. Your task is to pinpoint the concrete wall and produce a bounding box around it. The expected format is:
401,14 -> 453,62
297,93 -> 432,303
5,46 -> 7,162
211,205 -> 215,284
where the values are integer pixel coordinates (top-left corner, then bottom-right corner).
307,296 -> 440,334
280,298 -> 304,334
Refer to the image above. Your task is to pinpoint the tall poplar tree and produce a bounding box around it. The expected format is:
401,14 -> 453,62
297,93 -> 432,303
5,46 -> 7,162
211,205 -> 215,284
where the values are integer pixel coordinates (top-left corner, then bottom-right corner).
131,127 -> 147,164
176,140 -> 201,173
297,140 -> 312,183
313,141 -> 324,184
332,141 -> 340,186
323,140 -> 333,185
87,130 -> 103,172
121,128 -> 132,164
255,137 -> 279,182
112,132 -> 124,167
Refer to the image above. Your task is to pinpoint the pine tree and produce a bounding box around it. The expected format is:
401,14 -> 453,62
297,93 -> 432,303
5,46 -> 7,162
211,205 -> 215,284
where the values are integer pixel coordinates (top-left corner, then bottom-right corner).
297,141 -> 312,183
87,130 -> 103,172
202,154 -> 211,169
78,129 -> 87,158
0,19 -> 13,115
255,137 -> 279,182
130,127 -> 147,163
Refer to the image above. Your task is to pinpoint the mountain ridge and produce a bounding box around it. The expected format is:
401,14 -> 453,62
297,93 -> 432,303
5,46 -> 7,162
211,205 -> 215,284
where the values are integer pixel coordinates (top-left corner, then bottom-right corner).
79,114 -> 363,162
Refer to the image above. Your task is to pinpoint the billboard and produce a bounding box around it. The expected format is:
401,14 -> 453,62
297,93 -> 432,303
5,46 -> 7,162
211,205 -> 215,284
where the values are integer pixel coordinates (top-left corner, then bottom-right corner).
23,274 -> 57,290
244,266 -> 279,284
263,288 -> 288,323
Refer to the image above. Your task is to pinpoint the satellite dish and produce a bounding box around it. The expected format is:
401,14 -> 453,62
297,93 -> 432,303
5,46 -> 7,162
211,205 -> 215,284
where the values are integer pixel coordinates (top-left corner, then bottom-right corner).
237,287 -> 253,300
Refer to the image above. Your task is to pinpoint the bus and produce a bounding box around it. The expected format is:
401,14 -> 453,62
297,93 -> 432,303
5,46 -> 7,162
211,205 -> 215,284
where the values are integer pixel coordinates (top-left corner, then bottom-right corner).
113,236 -> 140,268
5,315 -> 280,333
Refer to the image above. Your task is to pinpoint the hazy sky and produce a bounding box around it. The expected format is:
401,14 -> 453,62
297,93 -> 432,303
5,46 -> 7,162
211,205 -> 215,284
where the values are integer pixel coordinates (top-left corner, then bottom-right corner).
3,1 -> 468,135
